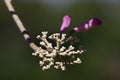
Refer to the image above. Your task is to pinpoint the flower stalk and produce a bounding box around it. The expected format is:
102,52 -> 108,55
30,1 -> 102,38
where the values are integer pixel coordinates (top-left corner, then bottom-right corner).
4,0 -> 39,51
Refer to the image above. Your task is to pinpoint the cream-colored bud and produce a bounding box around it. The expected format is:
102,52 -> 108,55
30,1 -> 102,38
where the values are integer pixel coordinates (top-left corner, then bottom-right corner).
33,32 -> 84,70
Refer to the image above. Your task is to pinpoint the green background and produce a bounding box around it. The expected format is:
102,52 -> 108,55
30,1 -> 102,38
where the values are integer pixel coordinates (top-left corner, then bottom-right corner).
0,0 -> 120,80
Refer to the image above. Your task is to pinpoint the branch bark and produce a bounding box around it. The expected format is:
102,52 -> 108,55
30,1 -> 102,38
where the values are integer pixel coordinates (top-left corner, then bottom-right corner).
4,0 -> 39,51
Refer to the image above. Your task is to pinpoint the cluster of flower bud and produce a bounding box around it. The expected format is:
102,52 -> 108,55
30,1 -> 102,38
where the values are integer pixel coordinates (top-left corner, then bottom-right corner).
32,31 -> 84,71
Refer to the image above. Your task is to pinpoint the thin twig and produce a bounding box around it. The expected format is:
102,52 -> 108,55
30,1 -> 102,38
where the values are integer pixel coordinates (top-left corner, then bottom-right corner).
4,0 -> 39,51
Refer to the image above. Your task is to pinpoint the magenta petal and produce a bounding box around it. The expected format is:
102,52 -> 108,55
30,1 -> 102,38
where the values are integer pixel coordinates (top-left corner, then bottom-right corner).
60,15 -> 71,32
73,18 -> 101,32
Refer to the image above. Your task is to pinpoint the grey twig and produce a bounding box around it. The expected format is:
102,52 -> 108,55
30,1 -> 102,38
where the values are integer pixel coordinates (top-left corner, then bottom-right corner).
4,0 -> 39,51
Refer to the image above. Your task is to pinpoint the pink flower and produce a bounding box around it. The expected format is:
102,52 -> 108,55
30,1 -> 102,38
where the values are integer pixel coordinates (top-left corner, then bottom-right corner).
60,15 -> 101,34
60,15 -> 71,33
73,18 -> 101,32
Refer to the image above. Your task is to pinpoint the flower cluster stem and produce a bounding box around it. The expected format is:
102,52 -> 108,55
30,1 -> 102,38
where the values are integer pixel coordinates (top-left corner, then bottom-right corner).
4,0 -> 39,51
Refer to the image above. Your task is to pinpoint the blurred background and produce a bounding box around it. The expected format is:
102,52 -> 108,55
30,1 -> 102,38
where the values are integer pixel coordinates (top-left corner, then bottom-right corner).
0,0 -> 120,80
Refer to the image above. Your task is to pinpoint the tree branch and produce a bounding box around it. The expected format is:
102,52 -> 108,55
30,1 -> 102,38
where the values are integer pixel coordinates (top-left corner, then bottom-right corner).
4,0 -> 39,51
